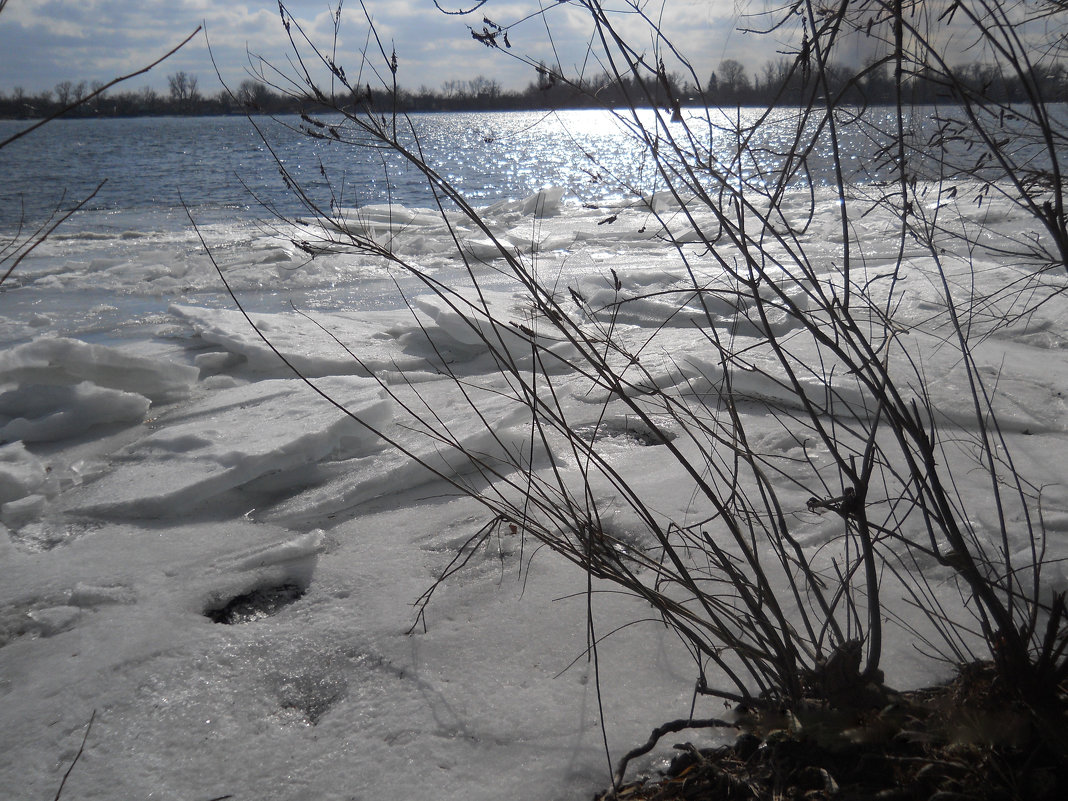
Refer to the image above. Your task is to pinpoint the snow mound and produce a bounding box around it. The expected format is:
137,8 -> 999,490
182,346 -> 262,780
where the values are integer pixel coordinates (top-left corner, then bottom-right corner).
483,185 -> 565,218
172,304 -> 433,378
0,382 -> 151,443
399,291 -> 579,370
0,337 -> 198,403
263,380 -> 539,524
0,442 -> 48,506
61,377 -> 391,518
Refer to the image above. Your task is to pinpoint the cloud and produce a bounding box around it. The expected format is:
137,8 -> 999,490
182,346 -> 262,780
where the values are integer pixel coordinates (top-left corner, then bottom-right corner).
1,0 -> 211,92
0,0 -> 767,96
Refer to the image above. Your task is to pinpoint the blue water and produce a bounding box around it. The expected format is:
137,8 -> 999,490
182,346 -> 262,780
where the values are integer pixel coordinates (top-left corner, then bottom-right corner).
0,111 -> 639,232
6,104 -> 1067,238
0,107 -> 906,235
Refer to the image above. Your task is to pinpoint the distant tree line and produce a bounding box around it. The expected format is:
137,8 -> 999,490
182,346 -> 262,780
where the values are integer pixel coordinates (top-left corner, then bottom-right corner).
705,57 -> 1068,106
2,59 -> 1066,120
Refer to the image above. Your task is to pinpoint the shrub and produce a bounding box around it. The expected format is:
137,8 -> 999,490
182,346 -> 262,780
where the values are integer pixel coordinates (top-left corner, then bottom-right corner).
225,0 -> 1068,789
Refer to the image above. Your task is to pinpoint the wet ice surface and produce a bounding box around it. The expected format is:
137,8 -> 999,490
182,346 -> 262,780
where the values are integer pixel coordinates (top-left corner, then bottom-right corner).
2,186 -> 1068,800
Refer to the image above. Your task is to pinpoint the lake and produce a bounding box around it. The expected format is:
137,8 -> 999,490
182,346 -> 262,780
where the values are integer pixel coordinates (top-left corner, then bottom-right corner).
0,107 -> 912,235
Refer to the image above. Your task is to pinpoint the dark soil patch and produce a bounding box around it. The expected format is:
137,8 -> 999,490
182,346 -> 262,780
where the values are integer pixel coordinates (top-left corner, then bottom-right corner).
598,664 -> 1067,801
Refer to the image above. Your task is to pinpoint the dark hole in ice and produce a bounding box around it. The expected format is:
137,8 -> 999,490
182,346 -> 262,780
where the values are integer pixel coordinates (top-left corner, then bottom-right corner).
206,584 -> 305,624
573,419 -> 676,447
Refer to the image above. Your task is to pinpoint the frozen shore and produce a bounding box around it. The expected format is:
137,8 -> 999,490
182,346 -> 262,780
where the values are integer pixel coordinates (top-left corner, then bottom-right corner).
1,186 -> 1067,799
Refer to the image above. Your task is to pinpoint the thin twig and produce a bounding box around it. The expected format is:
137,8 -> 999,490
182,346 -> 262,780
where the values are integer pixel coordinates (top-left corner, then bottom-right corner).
53,710 -> 95,801
0,27 -> 203,150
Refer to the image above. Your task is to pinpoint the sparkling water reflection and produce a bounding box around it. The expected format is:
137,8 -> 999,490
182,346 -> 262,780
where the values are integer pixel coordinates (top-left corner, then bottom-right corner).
3,104 -> 1062,235
0,108 -> 906,233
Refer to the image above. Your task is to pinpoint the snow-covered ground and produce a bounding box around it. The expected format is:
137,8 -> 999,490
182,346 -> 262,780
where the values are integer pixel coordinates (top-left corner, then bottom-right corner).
1,184 -> 1067,800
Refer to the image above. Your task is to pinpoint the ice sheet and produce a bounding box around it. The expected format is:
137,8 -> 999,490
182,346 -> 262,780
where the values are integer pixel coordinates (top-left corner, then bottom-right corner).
2,185 -> 1067,801
0,337 -> 198,403
59,375 -> 390,518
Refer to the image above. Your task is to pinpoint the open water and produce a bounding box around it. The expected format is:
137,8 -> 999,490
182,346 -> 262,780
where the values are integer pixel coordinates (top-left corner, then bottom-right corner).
0,107 -> 907,235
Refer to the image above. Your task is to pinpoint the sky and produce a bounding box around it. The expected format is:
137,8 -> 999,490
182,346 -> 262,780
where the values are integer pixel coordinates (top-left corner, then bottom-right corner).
0,0 -> 793,98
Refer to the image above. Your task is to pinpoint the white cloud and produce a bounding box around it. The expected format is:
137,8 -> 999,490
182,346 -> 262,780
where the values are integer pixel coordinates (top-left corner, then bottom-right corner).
0,0 -> 770,95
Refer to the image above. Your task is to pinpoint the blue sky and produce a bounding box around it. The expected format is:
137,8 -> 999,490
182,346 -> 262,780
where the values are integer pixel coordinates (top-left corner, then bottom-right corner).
0,1 -> 780,97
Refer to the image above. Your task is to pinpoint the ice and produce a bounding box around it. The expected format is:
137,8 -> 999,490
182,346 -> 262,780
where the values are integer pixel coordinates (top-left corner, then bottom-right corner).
326,203 -> 457,256
1,493 -> 48,530
0,442 -> 48,505
2,183 -> 1068,801
312,189 -> 567,263
24,605 -> 83,637
571,267 -> 809,337
402,290 -> 582,371
0,382 -> 151,443
68,582 -> 138,607
0,337 -> 198,403
261,381 -> 543,524
60,375 -> 391,518
172,303 -> 435,378
483,185 -> 565,218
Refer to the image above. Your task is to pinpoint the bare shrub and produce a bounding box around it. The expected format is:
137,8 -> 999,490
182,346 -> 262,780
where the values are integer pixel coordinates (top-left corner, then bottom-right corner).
224,0 -> 1067,788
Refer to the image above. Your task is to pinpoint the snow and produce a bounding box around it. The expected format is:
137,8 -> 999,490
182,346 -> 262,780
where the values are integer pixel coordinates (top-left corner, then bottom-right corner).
0,382 -> 151,443
0,337 -> 199,403
0,442 -> 48,505
1,184 -> 1067,800
57,376 -> 391,519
